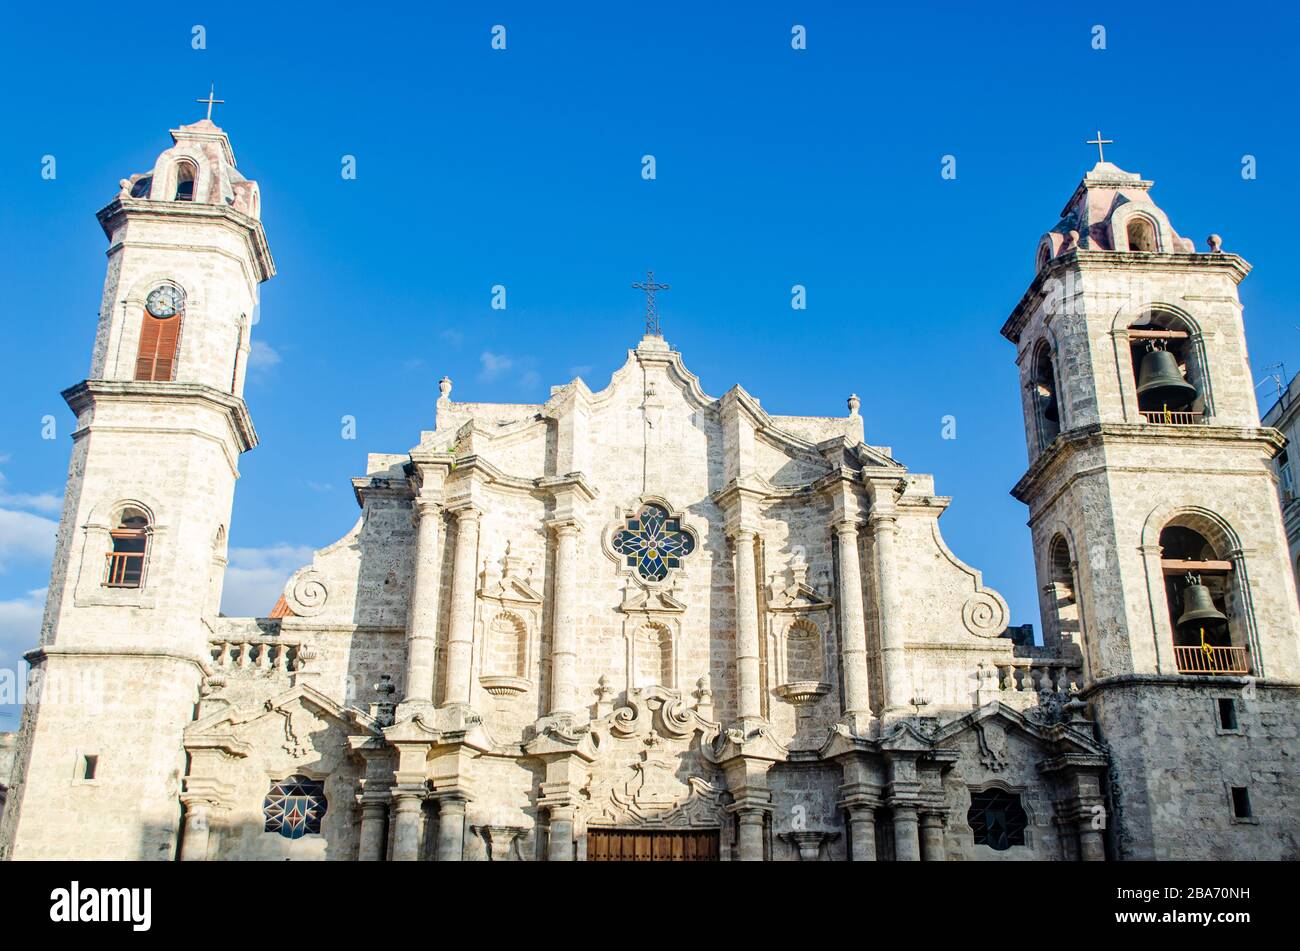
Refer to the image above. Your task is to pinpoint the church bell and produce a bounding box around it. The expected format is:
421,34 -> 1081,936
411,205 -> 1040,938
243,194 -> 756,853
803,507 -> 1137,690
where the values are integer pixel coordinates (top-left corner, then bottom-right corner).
1043,393 -> 1059,422
1177,577 -> 1228,631
1136,345 -> 1198,411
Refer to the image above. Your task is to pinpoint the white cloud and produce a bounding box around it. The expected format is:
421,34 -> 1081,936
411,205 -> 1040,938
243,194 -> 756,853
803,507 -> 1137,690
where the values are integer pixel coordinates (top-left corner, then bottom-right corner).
249,340 -> 282,370
220,544 -> 315,618
440,329 -> 464,347
305,481 -> 333,493
0,508 -> 57,570
0,470 -> 62,515
0,587 -> 46,692
478,351 -> 514,382
568,365 -> 593,379
0,491 -> 61,514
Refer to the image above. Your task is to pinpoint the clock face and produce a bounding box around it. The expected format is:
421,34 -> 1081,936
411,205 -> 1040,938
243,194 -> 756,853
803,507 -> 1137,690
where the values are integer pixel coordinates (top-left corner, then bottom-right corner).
146,285 -> 183,318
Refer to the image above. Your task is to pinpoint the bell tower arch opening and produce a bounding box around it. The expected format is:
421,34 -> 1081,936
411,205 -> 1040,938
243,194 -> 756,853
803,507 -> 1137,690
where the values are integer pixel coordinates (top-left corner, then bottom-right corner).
1156,520 -> 1250,675
1031,340 -> 1060,448
1126,216 -> 1158,252
1128,309 -> 1206,423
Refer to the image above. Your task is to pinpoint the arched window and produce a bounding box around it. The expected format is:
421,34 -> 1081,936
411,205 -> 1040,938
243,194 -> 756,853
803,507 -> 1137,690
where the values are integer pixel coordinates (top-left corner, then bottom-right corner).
105,507 -> 150,588
1126,217 -> 1157,252
634,622 -> 674,688
1032,341 -> 1060,449
1035,244 -> 1050,273
174,162 -> 197,202
1047,535 -> 1081,649
263,776 -> 327,839
135,285 -> 185,381
1128,309 -> 1205,423
1158,521 -> 1248,674
784,618 -> 823,683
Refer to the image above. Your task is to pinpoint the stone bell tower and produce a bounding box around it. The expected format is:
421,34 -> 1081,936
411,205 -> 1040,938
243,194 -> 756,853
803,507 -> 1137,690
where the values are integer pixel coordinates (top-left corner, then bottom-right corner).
0,112 -> 274,860
1003,155 -> 1300,859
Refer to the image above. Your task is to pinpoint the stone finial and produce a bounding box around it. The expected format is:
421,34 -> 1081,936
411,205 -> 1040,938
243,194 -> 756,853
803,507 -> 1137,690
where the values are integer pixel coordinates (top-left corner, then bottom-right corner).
694,674 -> 714,718
118,178 -> 132,198
1207,233 -> 1223,253
594,674 -> 615,718
847,393 -> 860,417
596,674 -> 614,701
1065,229 -> 1080,250
438,376 -> 452,400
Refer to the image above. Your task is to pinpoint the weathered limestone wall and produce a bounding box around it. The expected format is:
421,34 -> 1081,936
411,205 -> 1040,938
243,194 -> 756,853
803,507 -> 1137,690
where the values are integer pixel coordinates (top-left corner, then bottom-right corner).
1091,679 -> 1299,860
2,654 -> 200,860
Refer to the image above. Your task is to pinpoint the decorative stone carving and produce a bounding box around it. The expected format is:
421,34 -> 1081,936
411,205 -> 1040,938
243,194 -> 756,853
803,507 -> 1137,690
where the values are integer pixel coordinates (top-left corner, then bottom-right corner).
616,579 -> 686,693
780,829 -> 840,861
766,555 -> 834,705
580,687 -> 725,831
283,567 -> 329,617
961,590 -> 1009,638
471,824 -> 528,861
975,720 -> 1009,772
476,542 -> 543,698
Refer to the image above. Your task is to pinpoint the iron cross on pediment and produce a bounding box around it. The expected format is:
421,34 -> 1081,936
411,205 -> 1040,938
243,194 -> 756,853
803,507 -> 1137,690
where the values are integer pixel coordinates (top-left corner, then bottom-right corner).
632,271 -> 670,336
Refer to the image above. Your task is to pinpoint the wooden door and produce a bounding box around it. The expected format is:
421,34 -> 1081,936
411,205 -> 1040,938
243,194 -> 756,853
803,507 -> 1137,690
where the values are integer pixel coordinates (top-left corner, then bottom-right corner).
587,829 -> 719,861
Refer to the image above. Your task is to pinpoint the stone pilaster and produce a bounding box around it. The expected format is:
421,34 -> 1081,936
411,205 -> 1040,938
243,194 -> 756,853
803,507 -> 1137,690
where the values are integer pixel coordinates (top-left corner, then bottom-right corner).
1041,750 -> 1109,862
178,796 -> 214,861
868,506 -> 908,718
547,805 -> 576,862
919,810 -> 948,861
731,527 -> 764,727
833,518 -> 872,734
402,495 -> 444,709
846,805 -> 877,861
892,804 -> 920,861
734,808 -> 767,862
547,519 -> 581,718
434,796 -> 467,861
389,788 -> 426,861
443,506 -> 481,708
357,796 -> 389,861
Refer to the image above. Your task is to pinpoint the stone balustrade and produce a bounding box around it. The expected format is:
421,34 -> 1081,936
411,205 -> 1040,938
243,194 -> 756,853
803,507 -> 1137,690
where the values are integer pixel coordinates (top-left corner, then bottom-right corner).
210,636 -> 304,673
993,659 -> 1079,695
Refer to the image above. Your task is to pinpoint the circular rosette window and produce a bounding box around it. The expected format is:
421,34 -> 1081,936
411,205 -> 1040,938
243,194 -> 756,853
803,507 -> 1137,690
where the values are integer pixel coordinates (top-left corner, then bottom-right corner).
612,503 -> 697,583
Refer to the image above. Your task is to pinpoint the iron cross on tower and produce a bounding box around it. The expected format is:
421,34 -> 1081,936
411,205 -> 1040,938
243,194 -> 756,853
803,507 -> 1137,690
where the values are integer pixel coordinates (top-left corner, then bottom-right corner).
1087,130 -> 1114,163
632,271 -> 670,336
196,83 -> 225,121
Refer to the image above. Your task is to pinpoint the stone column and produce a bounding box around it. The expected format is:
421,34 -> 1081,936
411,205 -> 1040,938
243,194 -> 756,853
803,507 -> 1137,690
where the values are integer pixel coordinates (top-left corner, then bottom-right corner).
548,521 -> 580,717
444,507 -> 481,707
178,798 -> 212,861
403,498 -> 443,705
892,804 -> 920,861
547,805 -> 575,862
1077,819 -> 1106,861
389,789 -> 425,861
919,811 -> 946,861
846,805 -> 877,861
436,797 -> 467,862
735,808 -> 766,862
732,529 -> 763,727
834,519 -> 872,731
358,799 -> 389,861
871,514 -> 907,715
1140,542 -> 1176,675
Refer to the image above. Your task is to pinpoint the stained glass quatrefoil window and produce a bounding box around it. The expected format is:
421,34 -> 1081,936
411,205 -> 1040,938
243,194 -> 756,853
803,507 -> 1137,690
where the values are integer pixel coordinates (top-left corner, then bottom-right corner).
612,503 -> 697,582
264,775 -> 328,839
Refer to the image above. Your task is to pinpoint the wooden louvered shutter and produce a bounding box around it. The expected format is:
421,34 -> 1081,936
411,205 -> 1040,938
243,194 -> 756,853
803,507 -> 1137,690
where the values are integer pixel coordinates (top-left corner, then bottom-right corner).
135,311 -> 182,381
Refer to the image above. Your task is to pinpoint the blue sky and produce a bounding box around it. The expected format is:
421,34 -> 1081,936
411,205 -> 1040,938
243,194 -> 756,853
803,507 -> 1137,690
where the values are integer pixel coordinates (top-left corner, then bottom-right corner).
2,2 -> 1298,725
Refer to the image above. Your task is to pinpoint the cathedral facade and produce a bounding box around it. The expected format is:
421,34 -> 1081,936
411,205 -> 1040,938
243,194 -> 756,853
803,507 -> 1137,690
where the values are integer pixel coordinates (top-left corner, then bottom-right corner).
1,119 -> 1297,861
